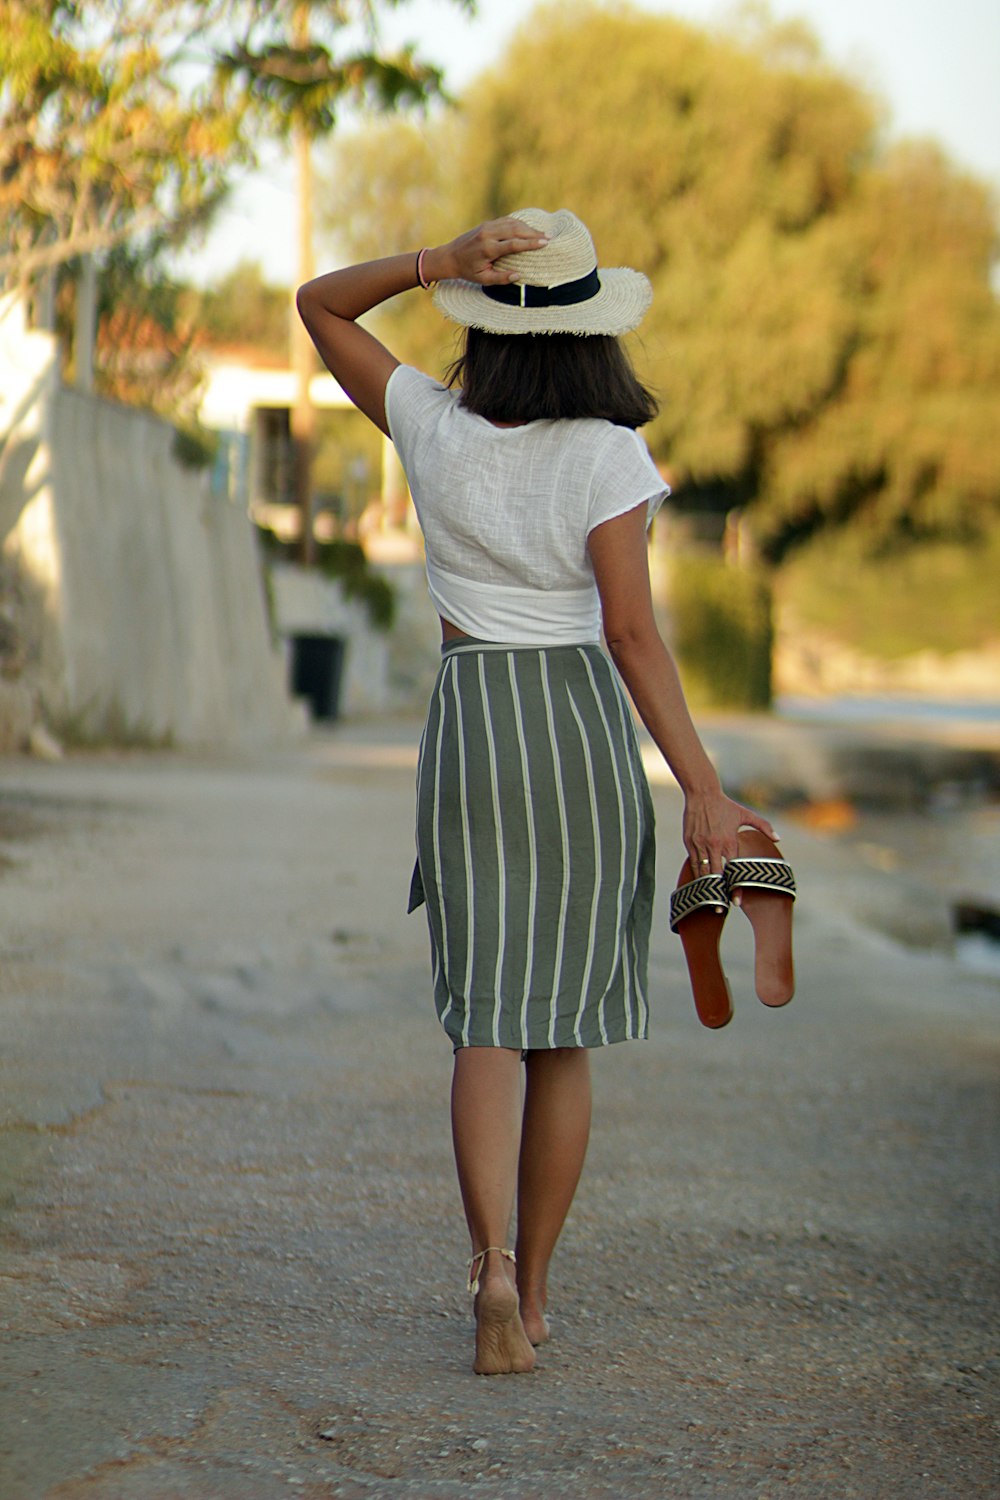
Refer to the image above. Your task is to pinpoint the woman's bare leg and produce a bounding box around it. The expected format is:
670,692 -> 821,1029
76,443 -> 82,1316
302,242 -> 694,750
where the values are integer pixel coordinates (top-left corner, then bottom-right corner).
451,1045 -> 535,1374
515,1046 -> 592,1344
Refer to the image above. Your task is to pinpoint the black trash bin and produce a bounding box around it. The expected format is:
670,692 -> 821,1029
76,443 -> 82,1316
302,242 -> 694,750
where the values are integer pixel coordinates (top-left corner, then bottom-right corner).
290,634 -> 346,721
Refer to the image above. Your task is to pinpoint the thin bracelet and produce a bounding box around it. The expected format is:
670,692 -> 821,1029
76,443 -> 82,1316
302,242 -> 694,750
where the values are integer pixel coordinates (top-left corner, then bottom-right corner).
416,247 -> 433,289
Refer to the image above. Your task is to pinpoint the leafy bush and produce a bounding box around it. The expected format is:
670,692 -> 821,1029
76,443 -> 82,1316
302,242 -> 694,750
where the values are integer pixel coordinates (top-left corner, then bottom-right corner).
254,530 -> 397,632
777,528 -> 1000,658
171,422 -> 218,470
670,555 -> 773,710
315,539 -> 396,632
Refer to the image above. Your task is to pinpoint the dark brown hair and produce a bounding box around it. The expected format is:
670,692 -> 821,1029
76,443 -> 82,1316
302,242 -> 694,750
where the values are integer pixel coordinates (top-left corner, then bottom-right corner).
446,328 -> 658,429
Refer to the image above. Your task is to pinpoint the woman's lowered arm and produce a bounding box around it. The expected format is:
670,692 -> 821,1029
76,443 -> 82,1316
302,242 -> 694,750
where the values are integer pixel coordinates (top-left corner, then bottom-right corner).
588,501 -> 776,875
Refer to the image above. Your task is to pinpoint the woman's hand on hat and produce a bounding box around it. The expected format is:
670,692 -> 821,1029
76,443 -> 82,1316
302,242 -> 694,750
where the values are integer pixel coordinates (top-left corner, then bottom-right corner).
426,218 -> 549,286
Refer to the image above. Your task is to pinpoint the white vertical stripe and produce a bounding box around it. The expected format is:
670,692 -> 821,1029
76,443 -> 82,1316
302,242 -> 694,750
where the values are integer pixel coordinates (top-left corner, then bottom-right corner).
431,658 -> 455,1033
508,653 -> 538,1048
540,652 -> 572,1048
453,660 -> 475,1046
632,924 -> 647,1039
478,654 -> 506,1046
621,919 -> 635,1040
566,689 -> 604,1045
577,650 -> 630,1041
608,670 -> 648,1039
415,718 -> 442,1002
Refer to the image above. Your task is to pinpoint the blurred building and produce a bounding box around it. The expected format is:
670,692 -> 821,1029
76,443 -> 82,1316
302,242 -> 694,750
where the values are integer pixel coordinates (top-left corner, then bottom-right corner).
198,356 -> 416,560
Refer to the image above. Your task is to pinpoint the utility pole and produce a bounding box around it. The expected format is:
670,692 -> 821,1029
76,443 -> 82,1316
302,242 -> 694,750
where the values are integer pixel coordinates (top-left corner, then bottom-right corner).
290,2 -> 317,565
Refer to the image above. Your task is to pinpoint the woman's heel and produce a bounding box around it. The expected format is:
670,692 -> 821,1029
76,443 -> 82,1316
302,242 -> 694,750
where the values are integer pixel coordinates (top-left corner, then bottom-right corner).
468,1248 -> 536,1375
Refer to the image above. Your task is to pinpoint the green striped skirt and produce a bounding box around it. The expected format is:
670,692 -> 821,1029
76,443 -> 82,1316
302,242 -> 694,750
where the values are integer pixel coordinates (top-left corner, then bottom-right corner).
408,638 -> 656,1050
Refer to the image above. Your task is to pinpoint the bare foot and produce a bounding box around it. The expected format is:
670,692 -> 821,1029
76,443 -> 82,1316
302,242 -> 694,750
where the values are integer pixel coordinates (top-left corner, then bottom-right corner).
473,1264 -> 536,1375
516,1279 -> 551,1346
521,1302 -> 551,1350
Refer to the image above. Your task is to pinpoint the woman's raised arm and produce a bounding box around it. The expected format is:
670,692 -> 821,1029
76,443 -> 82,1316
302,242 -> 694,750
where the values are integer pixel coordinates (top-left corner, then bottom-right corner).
296,219 -> 549,435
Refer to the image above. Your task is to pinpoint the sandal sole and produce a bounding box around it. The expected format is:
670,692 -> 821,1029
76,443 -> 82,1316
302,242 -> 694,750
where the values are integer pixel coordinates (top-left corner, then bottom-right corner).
731,830 -> 795,1007
674,858 -> 733,1029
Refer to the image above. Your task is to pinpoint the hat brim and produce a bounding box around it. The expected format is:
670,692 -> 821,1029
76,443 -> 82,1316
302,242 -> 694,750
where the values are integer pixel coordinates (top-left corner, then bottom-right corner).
432,267 -> 652,336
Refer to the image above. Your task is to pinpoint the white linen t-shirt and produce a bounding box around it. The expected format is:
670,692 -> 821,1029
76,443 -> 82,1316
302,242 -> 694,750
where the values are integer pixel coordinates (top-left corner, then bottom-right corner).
384,363 -> 669,644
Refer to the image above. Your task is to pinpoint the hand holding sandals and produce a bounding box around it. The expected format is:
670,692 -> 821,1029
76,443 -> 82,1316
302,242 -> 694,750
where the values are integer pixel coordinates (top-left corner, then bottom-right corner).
681,786 -> 778,879
670,813 -> 797,1030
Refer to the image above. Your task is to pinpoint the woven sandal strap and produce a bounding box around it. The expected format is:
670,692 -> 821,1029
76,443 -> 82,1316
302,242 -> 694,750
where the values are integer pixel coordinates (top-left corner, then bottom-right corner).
467,1246 -> 516,1295
724,857 -> 796,899
669,873 -> 729,932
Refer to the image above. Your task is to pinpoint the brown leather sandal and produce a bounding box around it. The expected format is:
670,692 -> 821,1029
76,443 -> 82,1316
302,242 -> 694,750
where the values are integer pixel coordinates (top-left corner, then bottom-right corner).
724,830 -> 796,1007
669,861 -> 733,1029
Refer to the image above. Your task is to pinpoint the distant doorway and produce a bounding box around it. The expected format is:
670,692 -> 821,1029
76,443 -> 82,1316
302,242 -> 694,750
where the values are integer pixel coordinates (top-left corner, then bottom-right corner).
290,634 -> 345,721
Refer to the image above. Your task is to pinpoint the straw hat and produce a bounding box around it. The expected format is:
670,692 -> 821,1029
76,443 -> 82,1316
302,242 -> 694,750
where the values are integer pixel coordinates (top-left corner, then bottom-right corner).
432,208 -> 652,336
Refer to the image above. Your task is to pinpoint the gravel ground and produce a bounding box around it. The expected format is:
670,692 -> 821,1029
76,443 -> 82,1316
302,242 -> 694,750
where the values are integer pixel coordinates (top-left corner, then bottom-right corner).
0,726 -> 997,1499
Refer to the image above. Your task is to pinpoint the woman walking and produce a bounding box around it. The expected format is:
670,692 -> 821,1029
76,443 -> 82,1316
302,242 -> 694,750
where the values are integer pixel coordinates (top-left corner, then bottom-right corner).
298,209 -> 786,1375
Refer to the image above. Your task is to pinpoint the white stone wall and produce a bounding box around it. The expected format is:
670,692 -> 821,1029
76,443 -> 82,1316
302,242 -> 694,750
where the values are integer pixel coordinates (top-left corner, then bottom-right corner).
1,294 -> 302,748
0,295 -> 58,545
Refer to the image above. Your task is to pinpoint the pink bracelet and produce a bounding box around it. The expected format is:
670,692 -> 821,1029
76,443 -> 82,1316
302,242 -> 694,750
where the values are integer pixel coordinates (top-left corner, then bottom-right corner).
416,247 -> 432,289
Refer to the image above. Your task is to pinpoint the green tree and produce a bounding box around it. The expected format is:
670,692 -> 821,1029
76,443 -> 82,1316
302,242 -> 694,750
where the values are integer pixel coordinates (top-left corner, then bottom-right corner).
198,0 -> 474,561
0,0 -> 234,287
88,243 -> 208,417
1,0 -> 472,290
319,117 -> 464,372
760,141 -> 1000,555
322,0 -> 1000,561
2,0 -> 473,556
184,261 -> 292,357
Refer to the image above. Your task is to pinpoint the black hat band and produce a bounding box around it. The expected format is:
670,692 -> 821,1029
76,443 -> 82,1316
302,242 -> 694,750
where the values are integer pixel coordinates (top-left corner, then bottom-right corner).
483,268 -> 601,309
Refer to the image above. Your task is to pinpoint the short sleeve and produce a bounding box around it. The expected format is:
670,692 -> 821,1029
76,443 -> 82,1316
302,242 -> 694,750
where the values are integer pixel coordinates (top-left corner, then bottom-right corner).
587,427 -> 670,536
384,364 -> 452,466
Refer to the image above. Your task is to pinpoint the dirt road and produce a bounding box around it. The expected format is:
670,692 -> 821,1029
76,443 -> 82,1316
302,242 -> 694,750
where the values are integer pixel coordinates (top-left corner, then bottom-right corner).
1,728 -> 997,1498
